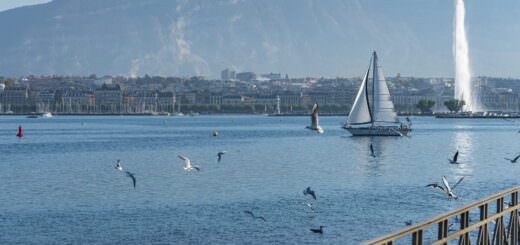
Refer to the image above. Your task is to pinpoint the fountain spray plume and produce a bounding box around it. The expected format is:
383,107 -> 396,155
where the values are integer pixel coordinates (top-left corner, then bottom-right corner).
454,0 -> 479,112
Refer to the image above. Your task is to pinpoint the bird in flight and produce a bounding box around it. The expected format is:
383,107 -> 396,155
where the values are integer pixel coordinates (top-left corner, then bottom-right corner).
449,151 -> 460,164
505,154 -> 520,163
306,103 -> 324,134
426,176 -> 464,199
115,160 -> 123,171
303,187 -> 317,200
178,155 -> 201,171
310,226 -> 325,234
243,210 -> 266,222
125,171 -> 136,189
217,151 -> 226,163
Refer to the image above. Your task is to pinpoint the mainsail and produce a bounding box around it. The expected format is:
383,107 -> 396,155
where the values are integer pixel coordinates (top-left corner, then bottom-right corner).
372,53 -> 399,123
347,51 -> 399,125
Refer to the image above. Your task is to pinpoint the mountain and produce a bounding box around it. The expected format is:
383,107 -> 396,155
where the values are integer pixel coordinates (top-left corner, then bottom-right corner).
0,0 -> 477,78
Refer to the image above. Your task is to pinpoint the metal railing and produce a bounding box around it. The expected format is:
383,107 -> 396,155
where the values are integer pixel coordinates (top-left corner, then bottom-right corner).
361,186 -> 520,245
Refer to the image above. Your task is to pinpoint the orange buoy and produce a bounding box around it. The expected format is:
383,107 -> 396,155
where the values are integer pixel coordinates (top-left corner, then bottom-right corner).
17,125 -> 24,137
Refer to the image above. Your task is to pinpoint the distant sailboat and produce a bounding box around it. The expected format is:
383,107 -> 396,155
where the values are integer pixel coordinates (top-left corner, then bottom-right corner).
343,51 -> 411,136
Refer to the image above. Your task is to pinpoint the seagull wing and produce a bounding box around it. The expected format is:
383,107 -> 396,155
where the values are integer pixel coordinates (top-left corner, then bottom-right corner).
303,187 -> 310,195
126,171 -> 136,189
192,165 -> 201,171
452,177 -> 465,190
453,151 -> 459,162
243,210 -> 254,217
425,184 -> 446,193
442,176 -> 452,193
257,216 -> 267,222
513,154 -> 520,162
311,104 -> 318,127
178,155 -> 191,168
310,190 -> 317,200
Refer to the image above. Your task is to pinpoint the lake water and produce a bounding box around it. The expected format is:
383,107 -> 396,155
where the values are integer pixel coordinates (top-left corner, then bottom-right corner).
0,115 -> 519,244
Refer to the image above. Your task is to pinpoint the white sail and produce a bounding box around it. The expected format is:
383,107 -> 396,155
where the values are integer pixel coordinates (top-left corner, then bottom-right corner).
372,53 -> 399,123
347,67 -> 372,125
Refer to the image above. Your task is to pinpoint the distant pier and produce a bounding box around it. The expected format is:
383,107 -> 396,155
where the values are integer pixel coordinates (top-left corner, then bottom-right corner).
435,112 -> 520,119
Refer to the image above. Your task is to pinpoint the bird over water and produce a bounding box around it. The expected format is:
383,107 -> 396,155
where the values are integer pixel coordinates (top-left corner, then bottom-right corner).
426,176 -> 464,199
306,103 -> 324,134
178,155 -> 201,171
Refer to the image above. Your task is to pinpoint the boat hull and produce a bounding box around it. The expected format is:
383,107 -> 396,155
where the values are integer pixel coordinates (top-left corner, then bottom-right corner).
342,126 -> 411,136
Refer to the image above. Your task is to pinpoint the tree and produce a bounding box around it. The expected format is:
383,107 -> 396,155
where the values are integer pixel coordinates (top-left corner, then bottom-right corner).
416,99 -> 436,113
444,99 -> 466,113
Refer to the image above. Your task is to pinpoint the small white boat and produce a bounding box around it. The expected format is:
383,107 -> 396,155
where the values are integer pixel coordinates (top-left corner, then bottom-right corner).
343,51 -> 411,136
27,112 -> 53,118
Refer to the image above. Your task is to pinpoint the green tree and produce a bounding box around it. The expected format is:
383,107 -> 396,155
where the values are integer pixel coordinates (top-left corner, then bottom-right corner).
444,99 -> 466,112
416,99 -> 436,113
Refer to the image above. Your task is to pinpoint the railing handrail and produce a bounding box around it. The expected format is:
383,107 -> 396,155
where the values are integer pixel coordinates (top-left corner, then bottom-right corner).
361,185 -> 520,245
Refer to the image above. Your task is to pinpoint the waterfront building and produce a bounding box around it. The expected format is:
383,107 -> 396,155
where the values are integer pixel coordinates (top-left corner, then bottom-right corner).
277,91 -> 302,105
94,84 -> 123,112
261,73 -> 282,80
1,87 -> 28,105
157,91 -> 175,112
254,96 -> 277,105
222,95 -> 244,104
209,94 -> 223,105
221,68 -> 236,80
236,72 -> 256,82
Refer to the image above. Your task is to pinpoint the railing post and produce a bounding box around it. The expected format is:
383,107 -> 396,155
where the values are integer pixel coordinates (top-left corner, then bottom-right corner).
412,230 -> 423,245
459,211 -> 470,245
508,191 -> 519,244
438,219 -> 448,245
493,197 -> 508,245
477,204 -> 490,245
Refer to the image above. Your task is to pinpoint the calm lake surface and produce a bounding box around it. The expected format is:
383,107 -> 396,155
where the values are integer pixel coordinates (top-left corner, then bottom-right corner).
1,115 -> 519,244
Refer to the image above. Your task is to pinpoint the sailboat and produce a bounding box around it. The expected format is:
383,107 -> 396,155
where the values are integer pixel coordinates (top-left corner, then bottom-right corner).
343,51 -> 411,136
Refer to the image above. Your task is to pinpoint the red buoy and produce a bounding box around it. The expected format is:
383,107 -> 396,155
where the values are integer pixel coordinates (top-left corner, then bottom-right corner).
17,125 -> 24,137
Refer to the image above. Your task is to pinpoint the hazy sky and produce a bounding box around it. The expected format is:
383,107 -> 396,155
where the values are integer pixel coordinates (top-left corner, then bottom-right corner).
0,0 -> 50,12
1,0 -> 520,78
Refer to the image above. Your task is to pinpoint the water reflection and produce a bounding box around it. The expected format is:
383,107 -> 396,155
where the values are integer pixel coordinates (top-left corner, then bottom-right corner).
451,126 -> 474,176
349,136 -> 403,177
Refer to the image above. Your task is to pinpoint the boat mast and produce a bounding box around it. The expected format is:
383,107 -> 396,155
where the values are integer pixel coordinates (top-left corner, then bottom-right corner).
371,51 -> 377,127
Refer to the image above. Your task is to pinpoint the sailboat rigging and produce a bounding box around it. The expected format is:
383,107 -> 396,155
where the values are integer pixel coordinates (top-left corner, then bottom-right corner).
343,51 -> 411,136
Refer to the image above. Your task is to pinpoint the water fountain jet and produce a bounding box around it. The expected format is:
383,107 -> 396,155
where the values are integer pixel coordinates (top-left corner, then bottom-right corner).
453,0 -> 479,112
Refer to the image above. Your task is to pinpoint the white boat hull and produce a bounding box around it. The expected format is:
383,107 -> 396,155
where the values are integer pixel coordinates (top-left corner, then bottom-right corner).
343,126 -> 411,136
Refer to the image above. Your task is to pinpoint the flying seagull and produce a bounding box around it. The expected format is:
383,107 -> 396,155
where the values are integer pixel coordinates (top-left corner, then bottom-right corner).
217,151 -> 226,163
125,171 -> 136,189
178,155 -> 201,171
303,187 -> 317,200
449,151 -> 459,164
505,154 -> 520,163
310,226 -> 325,234
426,176 -> 464,199
115,159 -> 123,171
369,144 -> 376,158
243,210 -> 266,222
306,104 -> 324,134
